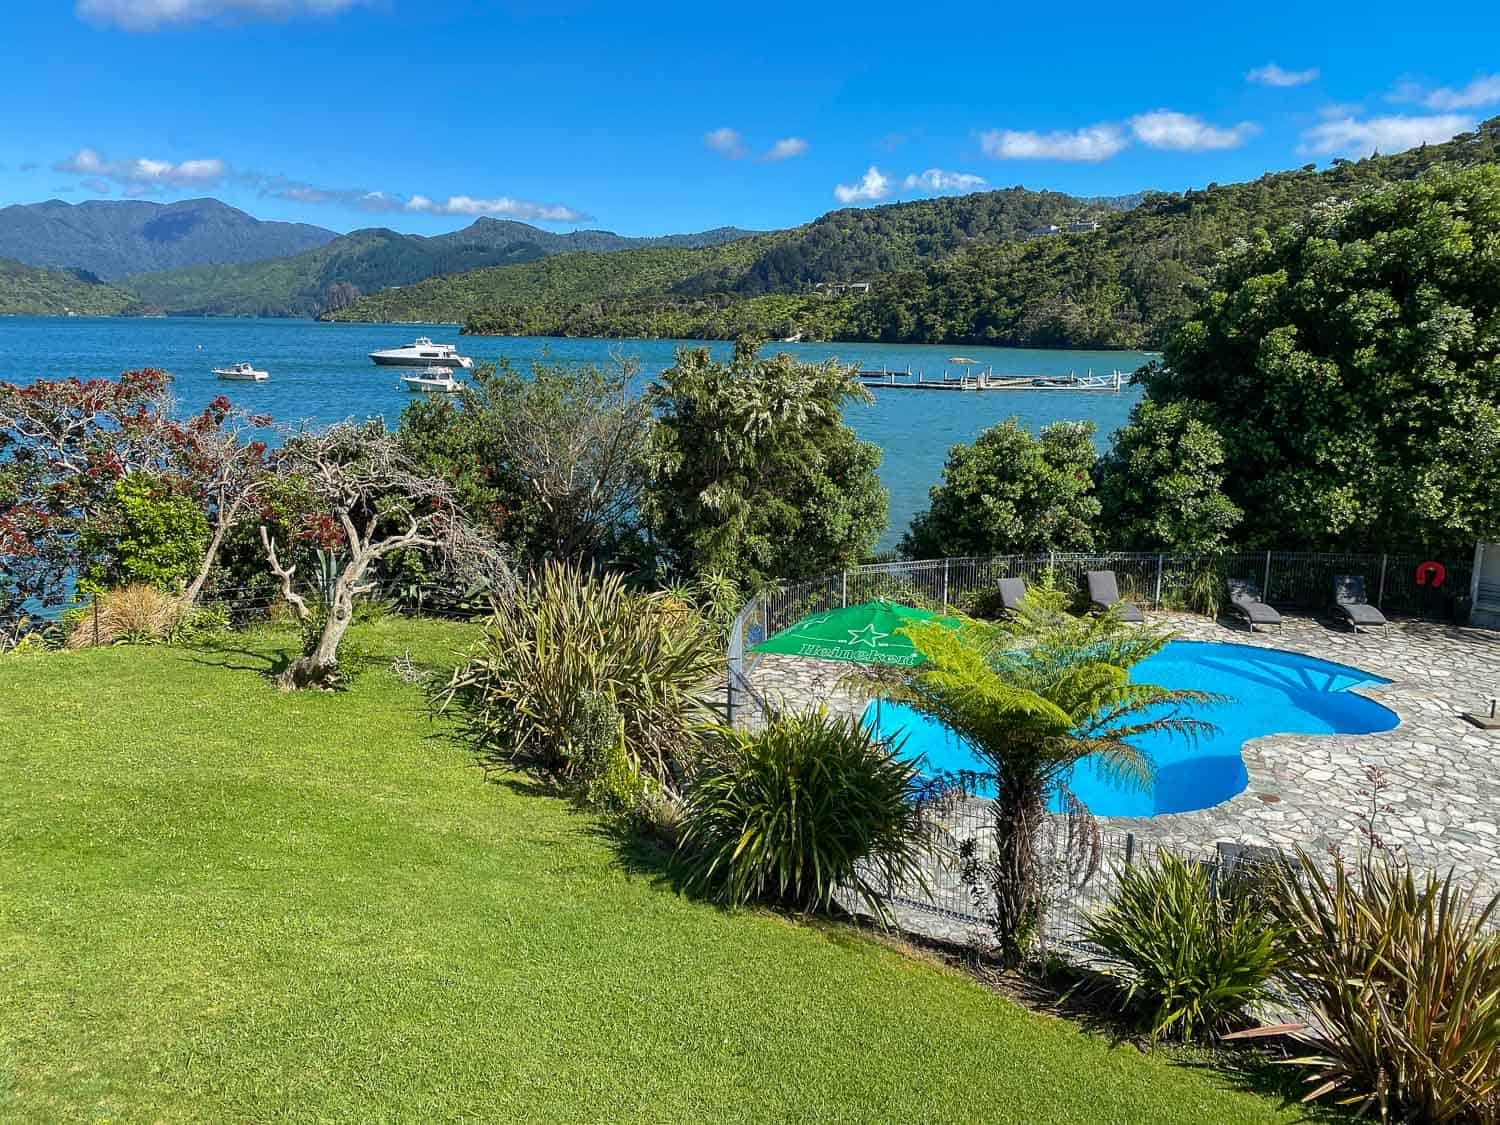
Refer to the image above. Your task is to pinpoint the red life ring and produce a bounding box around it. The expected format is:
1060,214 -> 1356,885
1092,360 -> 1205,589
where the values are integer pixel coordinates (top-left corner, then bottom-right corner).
1415,561 -> 1446,588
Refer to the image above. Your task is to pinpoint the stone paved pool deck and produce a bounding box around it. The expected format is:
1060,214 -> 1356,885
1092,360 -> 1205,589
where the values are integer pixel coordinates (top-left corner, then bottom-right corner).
745,612 -> 1500,895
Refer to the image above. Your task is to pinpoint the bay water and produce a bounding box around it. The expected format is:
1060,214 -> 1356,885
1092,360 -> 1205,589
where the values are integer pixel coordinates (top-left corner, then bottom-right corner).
0,316 -> 1150,548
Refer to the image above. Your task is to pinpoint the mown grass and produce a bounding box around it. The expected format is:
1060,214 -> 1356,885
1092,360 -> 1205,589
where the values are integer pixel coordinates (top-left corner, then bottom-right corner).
0,619 -> 1307,1122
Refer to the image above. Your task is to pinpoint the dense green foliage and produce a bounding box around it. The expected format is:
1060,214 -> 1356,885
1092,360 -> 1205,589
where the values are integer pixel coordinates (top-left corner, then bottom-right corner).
326,235 -> 783,324
867,595 -> 1213,966
0,256 -> 142,316
79,471 -> 209,594
120,219 -> 756,318
1127,163 -> 1500,554
1086,851 -> 1285,1042
644,342 -> 888,584
1263,849 -> 1500,1122
435,563 -> 720,794
0,620 -> 1307,1122
679,710 -> 929,921
1096,399 -> 1244,553
398,358 -> 653,569
902,419 -> 1099,558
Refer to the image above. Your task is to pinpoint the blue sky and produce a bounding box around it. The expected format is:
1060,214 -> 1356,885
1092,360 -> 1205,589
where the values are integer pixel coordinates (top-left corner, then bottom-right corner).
3,0 -> 1499,237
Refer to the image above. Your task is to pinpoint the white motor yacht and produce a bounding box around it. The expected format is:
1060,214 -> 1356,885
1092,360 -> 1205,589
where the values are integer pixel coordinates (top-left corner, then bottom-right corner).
401,366 -> 465,394
213,362 -> 269,382
369,336 -> 473,369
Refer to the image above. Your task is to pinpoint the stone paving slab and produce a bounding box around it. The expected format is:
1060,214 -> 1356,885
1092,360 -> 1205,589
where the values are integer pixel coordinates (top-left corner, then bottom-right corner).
745,611 -> 1500,895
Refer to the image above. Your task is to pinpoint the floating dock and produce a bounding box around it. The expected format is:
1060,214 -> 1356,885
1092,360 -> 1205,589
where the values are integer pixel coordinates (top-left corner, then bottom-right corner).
856,367 -> 1127,393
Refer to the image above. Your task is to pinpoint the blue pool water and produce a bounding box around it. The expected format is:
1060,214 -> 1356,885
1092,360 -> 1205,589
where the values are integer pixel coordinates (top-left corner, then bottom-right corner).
865,640 -> 1399,818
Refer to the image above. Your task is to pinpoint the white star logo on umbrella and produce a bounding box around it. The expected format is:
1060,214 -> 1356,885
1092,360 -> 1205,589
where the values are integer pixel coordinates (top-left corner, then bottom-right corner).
847,623 -> 890,648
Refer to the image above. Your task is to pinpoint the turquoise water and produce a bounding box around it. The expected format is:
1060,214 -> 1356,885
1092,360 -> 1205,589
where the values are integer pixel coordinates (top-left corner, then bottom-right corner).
0,316 -> 1148,548
865,640 -> 1400,817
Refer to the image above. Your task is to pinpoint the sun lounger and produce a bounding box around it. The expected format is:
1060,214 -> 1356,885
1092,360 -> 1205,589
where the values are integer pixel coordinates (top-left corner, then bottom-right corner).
1227,577 -> 1281,631
996,577 -> 1028,614
1333,575 -> 1388,632
1086,570 -> 1145,622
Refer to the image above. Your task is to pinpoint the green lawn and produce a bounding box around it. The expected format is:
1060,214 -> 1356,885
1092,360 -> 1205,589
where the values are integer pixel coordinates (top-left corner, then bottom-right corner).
0,619 -> 1304,1123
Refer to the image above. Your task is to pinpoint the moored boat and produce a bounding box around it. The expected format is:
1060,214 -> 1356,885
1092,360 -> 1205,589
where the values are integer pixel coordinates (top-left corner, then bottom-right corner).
400,366 -> 465,393
370,336 -> 473,368
213,362 -> 269,382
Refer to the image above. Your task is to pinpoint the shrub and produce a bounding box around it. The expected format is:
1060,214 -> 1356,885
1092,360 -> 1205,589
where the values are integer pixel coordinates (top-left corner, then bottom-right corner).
65,584 -> 185,648
677,709 -> 928,921
170,603 -> 231,645
1086,850 -> 1286,1042
435,562 -> 721,793
1257,850 -> 1500,1122
566,690 -> 661,831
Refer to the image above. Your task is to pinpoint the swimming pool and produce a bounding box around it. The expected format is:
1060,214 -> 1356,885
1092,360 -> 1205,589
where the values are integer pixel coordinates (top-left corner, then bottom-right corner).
864,640 -> 1400,817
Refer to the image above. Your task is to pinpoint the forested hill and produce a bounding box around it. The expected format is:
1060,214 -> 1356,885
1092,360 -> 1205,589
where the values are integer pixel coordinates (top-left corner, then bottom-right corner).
115,219 -> 758,318
325,187 -> 1119,324
0,258 -> 143,317
0,198 -> 336,280
335,116 -> 1500,348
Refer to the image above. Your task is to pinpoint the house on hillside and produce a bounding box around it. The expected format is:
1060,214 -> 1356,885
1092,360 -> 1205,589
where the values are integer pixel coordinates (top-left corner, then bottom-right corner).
814,281 -> 872,296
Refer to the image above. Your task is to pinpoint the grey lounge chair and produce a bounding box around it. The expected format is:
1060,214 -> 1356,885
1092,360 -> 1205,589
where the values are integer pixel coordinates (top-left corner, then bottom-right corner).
1333,575 -> 1388,632
1086,570 -> 1145,622
1228,577 -> 1281,631
997,577 -> 1028,614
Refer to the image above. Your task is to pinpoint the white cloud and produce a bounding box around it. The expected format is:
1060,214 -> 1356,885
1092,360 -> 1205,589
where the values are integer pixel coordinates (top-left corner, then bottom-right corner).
833,166 -> 891,204
77,0 -> 366,30
762,137 -> 808,162
902,168 -> 987,193
1247,63 -> 1319,88
704,127 -> 747,160
55,148 -> 226,187
979,124 -> 1127,161
1395,74 -> 1500,111
404,194 -> 588,222
1298,113 -> 1473,156
1129,110 -> 1259,151
258,178 -> 590,223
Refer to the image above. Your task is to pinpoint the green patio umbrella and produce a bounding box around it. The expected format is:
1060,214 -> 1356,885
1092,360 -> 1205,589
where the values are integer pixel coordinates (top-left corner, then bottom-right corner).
748,599 -> 957,667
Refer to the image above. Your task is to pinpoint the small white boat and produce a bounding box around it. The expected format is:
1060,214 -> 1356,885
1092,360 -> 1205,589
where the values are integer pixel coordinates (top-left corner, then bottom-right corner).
401,367 -> 465,394
213,362 -> 269,382
370,336 -> 473,369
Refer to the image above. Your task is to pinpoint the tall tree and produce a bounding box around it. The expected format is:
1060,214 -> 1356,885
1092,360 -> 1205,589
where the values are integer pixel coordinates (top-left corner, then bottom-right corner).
399,358 -> 653,570
1096,399 -> 1243,552
901,419 -> 1099,559
1133,165 -> 1500,552
644,340 -> 887,585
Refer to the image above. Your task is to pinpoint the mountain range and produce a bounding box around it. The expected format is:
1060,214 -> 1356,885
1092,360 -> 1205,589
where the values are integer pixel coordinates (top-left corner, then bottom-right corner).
0,198 -> 337,280
114,219 -> 758,318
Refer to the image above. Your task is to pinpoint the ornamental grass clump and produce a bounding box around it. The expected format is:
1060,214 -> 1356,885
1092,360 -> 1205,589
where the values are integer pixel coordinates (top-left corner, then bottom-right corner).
434,562 -> 721,796
1246,850 -> 1500,1123
65,583 -> 185,648
1086,850 -> 1286,1042
677,709 -> 928,921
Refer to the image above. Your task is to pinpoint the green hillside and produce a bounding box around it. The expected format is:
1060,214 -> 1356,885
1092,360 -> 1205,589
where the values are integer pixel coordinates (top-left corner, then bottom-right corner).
118,219 -> 759,318
341,116 -> 1500,349
328,186 -> 1114,325
0,257 -> 143,317
325,234 -> 787,324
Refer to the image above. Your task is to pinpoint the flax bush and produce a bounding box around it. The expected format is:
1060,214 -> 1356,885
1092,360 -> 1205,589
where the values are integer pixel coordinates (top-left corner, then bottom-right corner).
1259,850 -> 1500,1123
677,709 -> 928,921
1086,850 -> 1286,1042
434,562 -> 721,794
